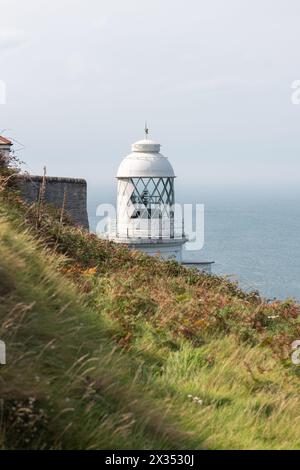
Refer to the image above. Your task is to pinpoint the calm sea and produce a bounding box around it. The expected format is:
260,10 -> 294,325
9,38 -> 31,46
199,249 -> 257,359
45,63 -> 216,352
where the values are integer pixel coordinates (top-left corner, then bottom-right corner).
88,184 -> 300,301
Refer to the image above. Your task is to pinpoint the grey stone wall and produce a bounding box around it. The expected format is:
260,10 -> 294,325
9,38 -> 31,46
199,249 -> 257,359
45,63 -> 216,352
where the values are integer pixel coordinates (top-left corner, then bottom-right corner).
16,175 -> 89,230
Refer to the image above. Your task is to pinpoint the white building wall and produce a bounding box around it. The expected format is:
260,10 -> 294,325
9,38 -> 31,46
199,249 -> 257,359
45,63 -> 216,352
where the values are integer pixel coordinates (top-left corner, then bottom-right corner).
126,243 -> 183,262
0,145 -> 11,161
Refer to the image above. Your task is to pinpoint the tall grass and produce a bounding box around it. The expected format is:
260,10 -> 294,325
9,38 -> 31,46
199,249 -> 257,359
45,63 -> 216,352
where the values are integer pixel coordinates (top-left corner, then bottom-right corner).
0,218 -> 192,449
1,194 -> 300,449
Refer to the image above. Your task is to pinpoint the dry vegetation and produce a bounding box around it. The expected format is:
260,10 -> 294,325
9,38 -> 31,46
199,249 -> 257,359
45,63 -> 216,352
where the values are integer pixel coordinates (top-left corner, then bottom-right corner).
1,172 -> 300,449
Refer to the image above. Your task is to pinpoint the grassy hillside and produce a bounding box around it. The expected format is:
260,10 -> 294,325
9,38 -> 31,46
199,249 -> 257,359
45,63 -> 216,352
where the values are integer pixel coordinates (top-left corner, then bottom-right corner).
1,191 -> 300,449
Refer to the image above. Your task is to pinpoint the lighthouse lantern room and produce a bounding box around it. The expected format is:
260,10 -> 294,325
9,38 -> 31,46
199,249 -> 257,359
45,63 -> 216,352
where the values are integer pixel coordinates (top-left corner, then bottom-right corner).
107,130 -> 187,262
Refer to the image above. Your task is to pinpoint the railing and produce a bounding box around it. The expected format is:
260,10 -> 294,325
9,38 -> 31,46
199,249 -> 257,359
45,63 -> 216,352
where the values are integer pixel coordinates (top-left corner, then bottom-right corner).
104,219 -> 186,240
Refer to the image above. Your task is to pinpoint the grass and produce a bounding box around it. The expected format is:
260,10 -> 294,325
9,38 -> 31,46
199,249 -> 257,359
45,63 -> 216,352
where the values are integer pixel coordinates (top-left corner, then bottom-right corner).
0,217 -> 191,449
1,191 -> 300,449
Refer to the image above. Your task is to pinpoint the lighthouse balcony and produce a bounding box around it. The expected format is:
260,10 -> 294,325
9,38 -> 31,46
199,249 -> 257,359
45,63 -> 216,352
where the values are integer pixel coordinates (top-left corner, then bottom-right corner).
105,220 -> 188,245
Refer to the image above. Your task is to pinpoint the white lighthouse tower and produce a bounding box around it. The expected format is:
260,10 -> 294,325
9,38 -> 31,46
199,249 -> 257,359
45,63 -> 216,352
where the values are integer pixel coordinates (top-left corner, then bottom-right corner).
107,129 -> 187,262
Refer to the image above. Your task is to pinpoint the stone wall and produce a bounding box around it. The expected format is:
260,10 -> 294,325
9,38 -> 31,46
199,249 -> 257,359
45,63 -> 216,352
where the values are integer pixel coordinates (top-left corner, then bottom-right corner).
16,175 -> 89,230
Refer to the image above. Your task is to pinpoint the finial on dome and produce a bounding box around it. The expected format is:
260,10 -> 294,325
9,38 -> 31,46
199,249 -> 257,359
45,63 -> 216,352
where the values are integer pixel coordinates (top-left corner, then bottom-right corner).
144,121 -> 149,140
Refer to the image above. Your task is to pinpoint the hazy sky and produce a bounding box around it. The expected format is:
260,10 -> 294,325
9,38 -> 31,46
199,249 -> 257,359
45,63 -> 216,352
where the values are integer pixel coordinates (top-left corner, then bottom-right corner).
1,0 -> 300,189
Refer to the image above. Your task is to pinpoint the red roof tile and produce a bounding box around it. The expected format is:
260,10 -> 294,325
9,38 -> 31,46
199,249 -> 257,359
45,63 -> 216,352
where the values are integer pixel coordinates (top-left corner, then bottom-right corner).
0,135 -> 12,145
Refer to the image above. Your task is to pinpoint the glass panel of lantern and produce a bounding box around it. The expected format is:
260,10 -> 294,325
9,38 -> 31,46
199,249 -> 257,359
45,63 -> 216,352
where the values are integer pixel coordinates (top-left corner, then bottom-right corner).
129,177 -> 174,219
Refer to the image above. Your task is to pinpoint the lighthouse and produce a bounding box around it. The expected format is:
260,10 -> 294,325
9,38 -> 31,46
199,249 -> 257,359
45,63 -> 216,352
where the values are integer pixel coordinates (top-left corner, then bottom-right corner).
107,130 -> 187,262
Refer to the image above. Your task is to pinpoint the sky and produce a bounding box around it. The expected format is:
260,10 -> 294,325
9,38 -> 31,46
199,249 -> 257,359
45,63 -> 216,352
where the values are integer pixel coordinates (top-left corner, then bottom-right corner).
1,0 -> 300,190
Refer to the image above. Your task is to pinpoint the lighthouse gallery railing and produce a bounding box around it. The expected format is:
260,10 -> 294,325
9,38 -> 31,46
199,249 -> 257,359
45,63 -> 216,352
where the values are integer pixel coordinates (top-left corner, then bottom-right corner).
106,219 -> 186,241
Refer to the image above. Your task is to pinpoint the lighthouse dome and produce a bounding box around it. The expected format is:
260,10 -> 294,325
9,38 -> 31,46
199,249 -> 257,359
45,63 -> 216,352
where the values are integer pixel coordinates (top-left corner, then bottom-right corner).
117,139 -> 175,178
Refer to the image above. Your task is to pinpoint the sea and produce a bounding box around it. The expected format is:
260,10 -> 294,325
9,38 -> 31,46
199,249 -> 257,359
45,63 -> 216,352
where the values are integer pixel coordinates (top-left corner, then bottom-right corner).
88,184 -> 300,302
